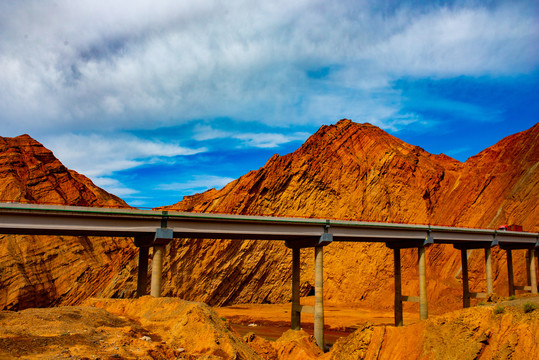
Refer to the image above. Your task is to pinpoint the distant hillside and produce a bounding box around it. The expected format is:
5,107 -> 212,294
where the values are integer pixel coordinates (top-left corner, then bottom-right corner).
159,120 -> 538,310
0,135 -> 137,310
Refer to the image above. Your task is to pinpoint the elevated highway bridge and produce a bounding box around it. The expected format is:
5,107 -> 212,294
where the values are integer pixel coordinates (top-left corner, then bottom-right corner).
1,202 -> 538,351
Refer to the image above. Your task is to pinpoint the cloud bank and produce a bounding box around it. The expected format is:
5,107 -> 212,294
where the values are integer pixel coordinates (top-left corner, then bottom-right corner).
1,0 -> 536,134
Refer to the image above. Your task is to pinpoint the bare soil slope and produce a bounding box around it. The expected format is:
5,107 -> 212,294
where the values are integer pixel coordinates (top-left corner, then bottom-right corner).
1,296 -> 537,359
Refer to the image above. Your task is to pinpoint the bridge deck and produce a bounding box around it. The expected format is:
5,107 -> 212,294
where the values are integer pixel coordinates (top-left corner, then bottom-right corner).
0,202 -> 537,247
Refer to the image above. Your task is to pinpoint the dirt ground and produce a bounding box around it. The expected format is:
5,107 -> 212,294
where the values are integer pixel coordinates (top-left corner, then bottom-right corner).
1,294 -> 538,359
0,296 -> 419,359
214,296 -> 420,343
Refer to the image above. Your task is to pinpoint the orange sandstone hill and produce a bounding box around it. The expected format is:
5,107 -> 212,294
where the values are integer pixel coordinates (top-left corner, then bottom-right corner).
1,121 -> 537,314
0,135 -> 138,310
159,120 -> 538,311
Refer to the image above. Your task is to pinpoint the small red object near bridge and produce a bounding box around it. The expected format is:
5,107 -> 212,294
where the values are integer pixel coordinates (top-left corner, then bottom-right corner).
498,224 -> 523,232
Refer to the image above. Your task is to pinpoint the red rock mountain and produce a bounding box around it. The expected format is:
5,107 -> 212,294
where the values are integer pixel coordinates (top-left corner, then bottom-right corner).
160,120 -> 538,311
1,121 -> 537,313
0,135 -> 138,310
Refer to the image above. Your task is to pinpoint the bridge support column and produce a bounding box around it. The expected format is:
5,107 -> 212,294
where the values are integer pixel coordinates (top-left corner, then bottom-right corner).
134,235 -> 154,298
150,228 -> 173,298
137,246 -> 149,297
393,248 -> 403,326
526,250 -> 531,287
291,247 -> 301,330
151,245 -> 166,297
506,249 -> 515,297
314,246 -> 325,351
485,248 -> 493,294
388,241 -> 430,325
418,246 -> 428,320
461,249 -> 470,308
285,231 -> 332,352
529,249 -> 538,294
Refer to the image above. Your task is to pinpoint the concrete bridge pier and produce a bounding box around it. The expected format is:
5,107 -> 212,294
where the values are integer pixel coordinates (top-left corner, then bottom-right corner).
418,246 -> 428,320
506,249 -> 515,296
150,228 -> 174,297
387,242 -> 430,326
460,249 -> 470,307
529,249 -> 538,294
314,245 -> 324,350
137,246 -> 150,297
151,245 -> 166,297
291,247 -> 301,330
485,248 -> 494,294
393,247 -> 403,326
503,247 -> 538,296
286,230 -> 333,352
134,235 -> 155,297
456,244 -> 495,307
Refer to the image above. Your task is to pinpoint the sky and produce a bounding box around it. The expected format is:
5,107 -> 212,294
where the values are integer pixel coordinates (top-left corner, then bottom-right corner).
1,0 -> 538,208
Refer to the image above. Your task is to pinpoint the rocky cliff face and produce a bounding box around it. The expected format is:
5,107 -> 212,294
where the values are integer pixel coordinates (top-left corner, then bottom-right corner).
0,135 -> 138,310
0,135 -> 125,207
436,123 -> 539,230
160,120 -> 538,311
2,121 -> 537,313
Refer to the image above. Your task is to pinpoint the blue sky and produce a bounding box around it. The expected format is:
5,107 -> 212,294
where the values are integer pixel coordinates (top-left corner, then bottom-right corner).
0,0 -> 537,208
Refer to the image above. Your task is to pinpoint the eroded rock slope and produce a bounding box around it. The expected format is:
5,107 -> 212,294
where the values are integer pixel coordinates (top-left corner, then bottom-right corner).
160,120 -> 538,311
0,135 -> 138,310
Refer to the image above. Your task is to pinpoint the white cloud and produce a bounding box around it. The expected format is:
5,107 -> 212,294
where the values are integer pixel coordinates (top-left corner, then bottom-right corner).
44,133 -> 206,177
234,132 -> 310,148
368,4 -> 539,77
1,0 -> 536,137
193,125 -> 309,148
158,175 -> 235,193
193,126 -> 231,141
93,177 -> 138,197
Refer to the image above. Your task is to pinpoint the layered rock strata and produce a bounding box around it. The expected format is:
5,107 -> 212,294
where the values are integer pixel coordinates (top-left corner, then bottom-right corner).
160,120 -> 538,311
0,135 -> 137,310
1,121 -> 537,313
